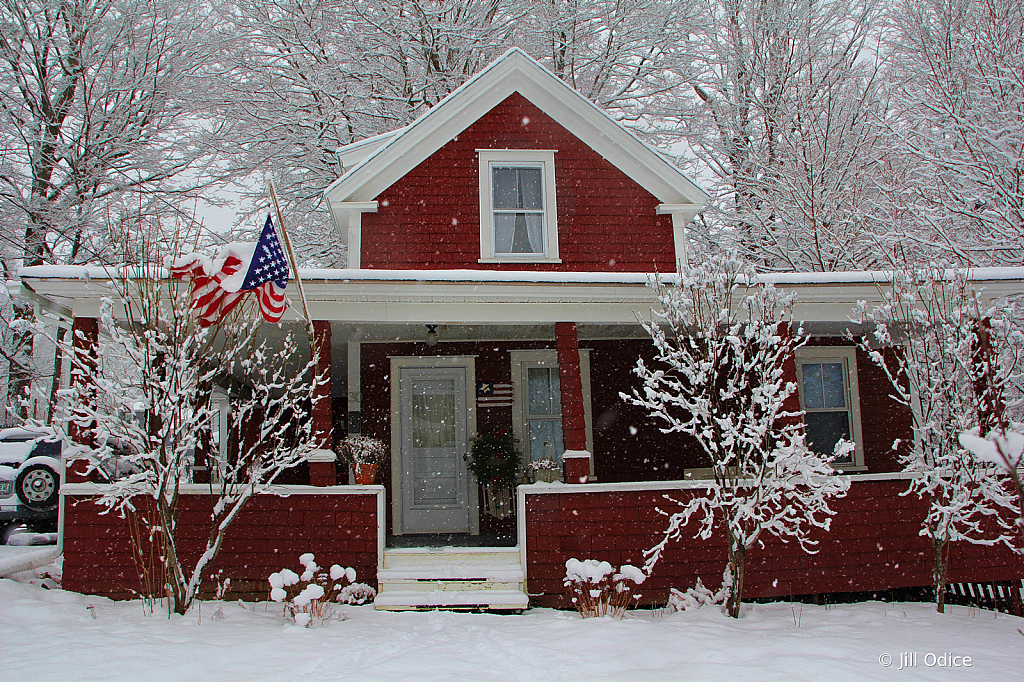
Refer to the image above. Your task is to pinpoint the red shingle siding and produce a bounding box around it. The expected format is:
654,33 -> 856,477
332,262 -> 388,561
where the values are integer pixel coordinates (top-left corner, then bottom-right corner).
360,92 -> 676,272
524,480 -> 1023,608
62,492 -> 379,600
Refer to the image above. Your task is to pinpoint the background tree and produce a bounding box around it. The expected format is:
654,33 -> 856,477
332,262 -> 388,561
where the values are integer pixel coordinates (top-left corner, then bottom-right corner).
856,264 -> 1022,611
214,0 -> 517,265
623,258 -> 849,618
0,0 -> 216,267
667,0 -> 889,271
886,0 -> 1024,266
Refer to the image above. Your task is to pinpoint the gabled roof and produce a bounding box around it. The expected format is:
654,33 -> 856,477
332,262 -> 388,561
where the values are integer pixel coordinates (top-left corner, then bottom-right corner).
324,48 -> 708,209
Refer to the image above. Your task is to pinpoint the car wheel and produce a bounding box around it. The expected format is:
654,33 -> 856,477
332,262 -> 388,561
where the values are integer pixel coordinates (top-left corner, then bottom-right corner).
15,464 -> 59,510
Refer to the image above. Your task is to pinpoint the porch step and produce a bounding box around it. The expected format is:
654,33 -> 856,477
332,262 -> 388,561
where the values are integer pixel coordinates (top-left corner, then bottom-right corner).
376,546 -> 527,611
373,590 -> 529,611
382,546 -> 521,568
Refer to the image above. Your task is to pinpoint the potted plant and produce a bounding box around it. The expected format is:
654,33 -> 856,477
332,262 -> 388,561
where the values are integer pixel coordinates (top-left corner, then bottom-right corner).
528,455 -> 562,483
340,436 -> 386,485
466,430 -> 522,518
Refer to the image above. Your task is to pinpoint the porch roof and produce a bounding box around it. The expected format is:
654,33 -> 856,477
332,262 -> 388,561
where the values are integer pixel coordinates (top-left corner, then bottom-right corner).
14,266 -> 1024,326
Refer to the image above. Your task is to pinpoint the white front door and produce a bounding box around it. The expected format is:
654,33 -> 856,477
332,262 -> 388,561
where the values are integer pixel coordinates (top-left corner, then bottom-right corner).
398,366 -> 471,534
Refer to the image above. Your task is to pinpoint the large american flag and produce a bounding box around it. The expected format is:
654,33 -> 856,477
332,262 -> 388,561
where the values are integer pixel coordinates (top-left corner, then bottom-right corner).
170,215 -> 290,327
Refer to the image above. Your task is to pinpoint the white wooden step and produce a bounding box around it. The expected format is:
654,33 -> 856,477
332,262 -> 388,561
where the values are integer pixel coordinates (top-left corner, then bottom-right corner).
378,566 -> 524,593
382,546 -> 521,569
373,589 -> 529,611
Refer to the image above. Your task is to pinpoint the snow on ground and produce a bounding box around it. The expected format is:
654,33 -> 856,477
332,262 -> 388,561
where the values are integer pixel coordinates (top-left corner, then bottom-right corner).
1,577 -> 1021,682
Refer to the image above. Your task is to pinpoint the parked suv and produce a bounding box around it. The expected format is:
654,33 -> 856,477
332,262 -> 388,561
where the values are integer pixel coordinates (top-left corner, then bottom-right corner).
0,427 -> 62,531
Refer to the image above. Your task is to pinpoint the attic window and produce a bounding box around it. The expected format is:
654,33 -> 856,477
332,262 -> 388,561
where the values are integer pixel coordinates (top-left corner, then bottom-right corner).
478,150 -> 560,263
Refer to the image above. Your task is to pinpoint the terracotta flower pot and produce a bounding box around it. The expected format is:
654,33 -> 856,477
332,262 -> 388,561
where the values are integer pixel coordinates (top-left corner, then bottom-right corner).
353,462 -> 379,485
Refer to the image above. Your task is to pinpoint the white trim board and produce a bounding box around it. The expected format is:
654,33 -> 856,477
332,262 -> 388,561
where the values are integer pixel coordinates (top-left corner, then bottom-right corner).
517,470 -> 923,495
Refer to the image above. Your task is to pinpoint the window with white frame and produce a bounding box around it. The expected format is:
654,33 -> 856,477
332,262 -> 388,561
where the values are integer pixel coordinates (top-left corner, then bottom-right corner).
478,150 -> 559,262
509,349 -> 593,474
795,346 -> 864,468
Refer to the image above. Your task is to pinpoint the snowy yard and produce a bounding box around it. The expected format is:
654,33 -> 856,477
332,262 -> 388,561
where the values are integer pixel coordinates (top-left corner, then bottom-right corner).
2,576 -> 1021,682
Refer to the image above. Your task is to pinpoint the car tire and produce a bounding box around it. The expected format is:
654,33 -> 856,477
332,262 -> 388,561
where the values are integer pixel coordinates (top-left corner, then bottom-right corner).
15,463 -> 59,511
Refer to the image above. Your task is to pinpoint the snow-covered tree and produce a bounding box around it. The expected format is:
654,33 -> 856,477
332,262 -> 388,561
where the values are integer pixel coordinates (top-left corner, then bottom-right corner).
32,245 -> 321,616
517,0 -> 690,114
0,0 -> 217,267
668,0 -> 889,271
622,258 -> 849,618
885,0 -> 1024,266
856,264 -> 1022,611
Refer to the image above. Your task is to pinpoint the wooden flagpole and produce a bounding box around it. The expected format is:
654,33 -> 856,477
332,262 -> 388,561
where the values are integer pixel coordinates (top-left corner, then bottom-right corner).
268,182 -> 312,324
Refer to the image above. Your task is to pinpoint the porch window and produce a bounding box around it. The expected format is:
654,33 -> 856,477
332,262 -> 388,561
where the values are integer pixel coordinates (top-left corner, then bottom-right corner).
795,346 -> 864,468
526,367 -> 563,461
477,150 -> 559,262
510,349 -> 593,475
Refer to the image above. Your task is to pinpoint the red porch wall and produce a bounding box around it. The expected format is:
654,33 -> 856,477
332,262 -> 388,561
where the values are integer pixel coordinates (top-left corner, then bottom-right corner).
360,92 -> 676,273
523,478 -> 1023,608
62,490 -> 380,599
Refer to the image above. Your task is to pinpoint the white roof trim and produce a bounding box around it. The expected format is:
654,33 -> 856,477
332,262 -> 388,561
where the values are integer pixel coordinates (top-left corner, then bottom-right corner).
336,129 -> 404,172
324,48 -> 708,209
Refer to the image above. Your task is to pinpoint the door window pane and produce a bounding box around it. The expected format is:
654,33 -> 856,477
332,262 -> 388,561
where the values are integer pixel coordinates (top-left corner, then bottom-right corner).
411,380 -> 456,448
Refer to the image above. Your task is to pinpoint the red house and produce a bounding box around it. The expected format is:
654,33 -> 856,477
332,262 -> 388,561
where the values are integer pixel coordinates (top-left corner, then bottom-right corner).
16,49 -> 1024,610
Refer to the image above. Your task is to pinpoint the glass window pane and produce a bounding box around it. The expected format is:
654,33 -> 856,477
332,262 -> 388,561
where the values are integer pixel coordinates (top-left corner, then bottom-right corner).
492,166 -> 543,210
801,363 -> 824,409
492,167 -> 519,210
805,412 -> 851,461
821,362 -> 846,409
493,214 -> 515,252
528,368 -> 560,416
528,420 -> 564,461
509,213 -> 539,253
517,167 -> 542,210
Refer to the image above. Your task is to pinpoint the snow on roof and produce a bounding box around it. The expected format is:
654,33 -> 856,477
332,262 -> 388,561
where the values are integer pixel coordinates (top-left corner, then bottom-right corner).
17,264 -> 1024,286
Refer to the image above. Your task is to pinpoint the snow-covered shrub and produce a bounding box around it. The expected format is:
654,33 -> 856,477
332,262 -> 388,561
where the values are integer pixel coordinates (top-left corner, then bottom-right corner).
622,258 -> 850,618
337,582 -> 377,605
269,553 -> 372,626
563,558 -> 645,619
857,265 -> 1023,611
665,577 -> 730,613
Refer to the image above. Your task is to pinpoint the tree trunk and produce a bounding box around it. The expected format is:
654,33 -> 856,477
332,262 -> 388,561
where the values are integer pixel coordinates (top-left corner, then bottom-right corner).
726,539 -> 746,619
933,537 -> 949,613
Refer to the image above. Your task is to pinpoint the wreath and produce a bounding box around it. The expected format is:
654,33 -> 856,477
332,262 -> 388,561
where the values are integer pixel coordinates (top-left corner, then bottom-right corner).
467,430 -> 522,489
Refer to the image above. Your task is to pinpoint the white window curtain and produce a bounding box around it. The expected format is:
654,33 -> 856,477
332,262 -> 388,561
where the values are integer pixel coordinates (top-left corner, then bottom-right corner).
492,166 -> 544,254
